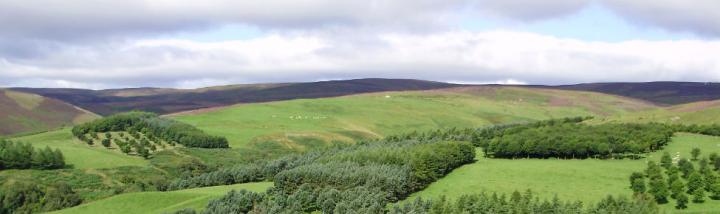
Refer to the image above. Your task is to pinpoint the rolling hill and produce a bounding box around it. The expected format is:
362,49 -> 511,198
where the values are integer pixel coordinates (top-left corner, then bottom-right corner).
171,86 -> 656,152
13,79 -> 720,116
14,79 -> 458,115
592,99 -> 720,125
0,89 -> 99,136
553,81 -> 720,105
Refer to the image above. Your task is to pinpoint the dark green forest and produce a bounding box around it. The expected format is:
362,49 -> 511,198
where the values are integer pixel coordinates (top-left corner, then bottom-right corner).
0,139 -> 65,170
168,140 -> 474,213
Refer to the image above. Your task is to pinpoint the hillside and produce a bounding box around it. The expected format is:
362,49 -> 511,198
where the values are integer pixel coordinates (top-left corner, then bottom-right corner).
553,81 -> 720,105
593,99 -> 720,125
0,89 -> 99,136
14,79 -> 457,115
171,86 -> 656,152
13,80 -> 720,116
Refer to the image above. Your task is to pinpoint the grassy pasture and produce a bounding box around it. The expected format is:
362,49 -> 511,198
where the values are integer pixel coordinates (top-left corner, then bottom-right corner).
404,133 -> 720,213
11,128 -> 148,169
172,86 -> 653,151
49,182 -> 273,214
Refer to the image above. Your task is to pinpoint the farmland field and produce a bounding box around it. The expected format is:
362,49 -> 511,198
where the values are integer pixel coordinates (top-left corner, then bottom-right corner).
11,128 -> 148,169
405,133 -> 720,213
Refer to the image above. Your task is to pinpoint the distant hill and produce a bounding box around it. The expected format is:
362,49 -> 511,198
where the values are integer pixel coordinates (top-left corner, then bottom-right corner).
552,82 -> 720,105
0,89 -> 99,136
13,79 -> 720,116
14,79 -> 457,115
171,86 -> 656,152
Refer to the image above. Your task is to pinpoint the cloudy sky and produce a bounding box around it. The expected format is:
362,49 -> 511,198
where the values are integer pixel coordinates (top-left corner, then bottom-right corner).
1,0 -> 719,89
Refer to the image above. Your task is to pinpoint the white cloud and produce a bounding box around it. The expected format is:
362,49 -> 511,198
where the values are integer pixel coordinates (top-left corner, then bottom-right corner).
2,0 -> 719,43
1,31 -> 718,88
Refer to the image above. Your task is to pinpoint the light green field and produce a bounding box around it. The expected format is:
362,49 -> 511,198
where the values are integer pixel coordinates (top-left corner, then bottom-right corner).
49,182 -> 273,214
173,87 -> 654,150
593,100 -> 720,125
12,128 -> 148,169
405,133 -> 720,213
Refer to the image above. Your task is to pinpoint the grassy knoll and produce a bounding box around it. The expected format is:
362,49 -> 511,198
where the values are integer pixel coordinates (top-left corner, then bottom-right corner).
11,128 -> 148,169
173,86 -> 654,150
49,182 -> 273,214
404,133 -> 720,213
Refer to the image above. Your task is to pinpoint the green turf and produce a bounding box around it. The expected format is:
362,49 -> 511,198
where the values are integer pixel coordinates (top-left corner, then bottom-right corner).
11,128 -> 148,169
173,87 -> 653,150
404,133 -> 720,213
49,182 -> 273,214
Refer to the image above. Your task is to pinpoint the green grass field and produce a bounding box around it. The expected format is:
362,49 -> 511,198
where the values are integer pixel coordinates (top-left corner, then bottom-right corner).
11,128 -> 148,169
49,182 -> 273,214
592,100 -> 720,125
173,87 -> 653,151
404,133 -> 720,213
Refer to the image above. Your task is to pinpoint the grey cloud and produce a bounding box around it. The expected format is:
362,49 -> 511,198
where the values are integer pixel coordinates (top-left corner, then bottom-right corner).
473,0 -> 590,21
1,32 -> 718,89
601,0 -> 720,37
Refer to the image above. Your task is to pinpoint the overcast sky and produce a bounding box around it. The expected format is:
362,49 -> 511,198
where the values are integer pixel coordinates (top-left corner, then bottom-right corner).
1,0 -> 719,89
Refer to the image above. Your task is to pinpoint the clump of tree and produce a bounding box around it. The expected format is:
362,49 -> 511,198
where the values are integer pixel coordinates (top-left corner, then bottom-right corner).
483,123 -> 674,159
167,140 -> 474,212
0,181 -> 81,213
72,111 -> 228,148
630,148 -> 720,210
0,139 -> 65,170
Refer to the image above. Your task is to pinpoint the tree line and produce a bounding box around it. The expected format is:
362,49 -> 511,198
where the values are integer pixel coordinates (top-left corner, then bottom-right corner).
171,188 -> 658,214
0,139 -> 65,170
392,190 -> 658,214
484,123 -> 675,159
72,111 -> 228,149
385,117 -> 720,159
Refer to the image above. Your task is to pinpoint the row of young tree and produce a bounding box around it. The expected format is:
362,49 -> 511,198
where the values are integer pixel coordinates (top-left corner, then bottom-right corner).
168,140 -> 475,212
630,149 -> 720,209
0,139 -> 65,170
77,130 -> 174,159
172,188 -> 658,214
72,111 -> 228,148
0,181 -> 81,214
